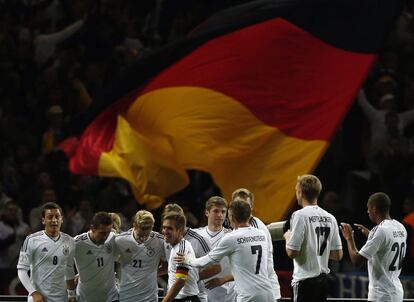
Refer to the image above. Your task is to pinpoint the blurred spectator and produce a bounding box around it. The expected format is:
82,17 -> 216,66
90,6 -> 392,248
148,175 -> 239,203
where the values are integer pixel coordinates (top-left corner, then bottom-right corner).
0,200 -> 30,268
374,136 -> 413,218
29,188 -> 57,232
67,197 -> 94,236
41,105 -> 64,155
0,182 -> 12,211
33,17 -> 85,67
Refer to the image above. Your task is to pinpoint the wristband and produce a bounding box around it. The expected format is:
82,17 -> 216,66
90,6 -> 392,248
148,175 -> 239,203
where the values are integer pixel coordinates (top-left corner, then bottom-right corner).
67,289 -> 76,298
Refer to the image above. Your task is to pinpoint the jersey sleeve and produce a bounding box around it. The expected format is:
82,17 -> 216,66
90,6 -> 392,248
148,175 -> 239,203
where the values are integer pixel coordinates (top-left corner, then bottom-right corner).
286,212 -> 305,251
160,239 -> 167,262
113,237 -> 121,262
189,235 -> 233,268
17,236 -> 32,270
65,239 -> 76,280
359,227 -> 385,260
176,244 -> 194,280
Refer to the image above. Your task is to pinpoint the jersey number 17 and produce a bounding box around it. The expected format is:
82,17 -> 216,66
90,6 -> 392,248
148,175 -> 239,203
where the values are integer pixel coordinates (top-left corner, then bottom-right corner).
315,227 -> 330,256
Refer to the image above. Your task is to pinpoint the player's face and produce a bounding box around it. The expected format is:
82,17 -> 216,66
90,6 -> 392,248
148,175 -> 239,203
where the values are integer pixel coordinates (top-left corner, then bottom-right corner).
42,208 -> 63,236
90,224 -> 112,245
134,225 -> 153,243
228,209 -> 236,229
206,206 -> 227,228
367,199 -> 375,223
295,183 -> 302,206
162,219 -> 182,245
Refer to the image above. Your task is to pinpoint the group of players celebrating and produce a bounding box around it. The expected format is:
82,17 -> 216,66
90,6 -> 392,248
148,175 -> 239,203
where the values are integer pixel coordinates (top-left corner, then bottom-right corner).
17,174 -> 407,302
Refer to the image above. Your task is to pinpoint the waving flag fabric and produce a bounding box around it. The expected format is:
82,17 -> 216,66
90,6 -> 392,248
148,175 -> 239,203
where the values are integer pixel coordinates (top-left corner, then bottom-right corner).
61,0 -> 403,222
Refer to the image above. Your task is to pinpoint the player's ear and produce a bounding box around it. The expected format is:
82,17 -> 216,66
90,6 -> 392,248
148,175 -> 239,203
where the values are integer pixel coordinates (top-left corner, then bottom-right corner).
41,217 -> 46,226
205,209 -> 209,217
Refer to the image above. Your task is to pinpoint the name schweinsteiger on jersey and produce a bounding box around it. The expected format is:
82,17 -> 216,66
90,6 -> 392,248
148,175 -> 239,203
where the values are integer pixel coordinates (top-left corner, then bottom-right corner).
17,231 -> 75,302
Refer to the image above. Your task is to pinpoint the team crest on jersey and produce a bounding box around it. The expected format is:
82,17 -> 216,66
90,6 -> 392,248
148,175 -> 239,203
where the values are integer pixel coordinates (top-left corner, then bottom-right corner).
62,244 -> 69,256
146,246 -> 155,257
105,244 -> 112,254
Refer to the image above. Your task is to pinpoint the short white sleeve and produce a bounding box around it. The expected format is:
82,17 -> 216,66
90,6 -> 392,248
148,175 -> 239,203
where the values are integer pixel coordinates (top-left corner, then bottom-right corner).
359,227 -> 385,260
286,212 -> 305,251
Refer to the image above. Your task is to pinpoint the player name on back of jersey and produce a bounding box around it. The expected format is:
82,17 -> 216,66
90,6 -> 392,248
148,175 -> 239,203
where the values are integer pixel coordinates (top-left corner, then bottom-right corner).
393,231 -> 405,238
308,216 -> 332,223
237,235 -> 266,244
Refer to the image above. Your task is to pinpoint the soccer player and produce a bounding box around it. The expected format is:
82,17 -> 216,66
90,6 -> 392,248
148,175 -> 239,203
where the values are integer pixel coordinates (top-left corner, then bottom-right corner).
340,192 -> 407,302
115,210 -> 166,302
284,175 -> 343,302
232,188 -> 281,301
17,202 -> 77,302
176,199 -> 274,302
194,196 -> 235,302
162,204 -> 220,302
74,211 -> 118,302
162,211 -> 200,302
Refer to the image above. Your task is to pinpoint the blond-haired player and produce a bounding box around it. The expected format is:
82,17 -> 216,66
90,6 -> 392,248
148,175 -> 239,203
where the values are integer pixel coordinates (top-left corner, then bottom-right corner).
115,210 -> 165,302
284,175 -> 342,302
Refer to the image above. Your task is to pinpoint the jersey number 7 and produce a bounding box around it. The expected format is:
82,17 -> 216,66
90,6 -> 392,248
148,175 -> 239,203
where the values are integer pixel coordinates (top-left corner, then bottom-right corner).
251,245 -> 262,274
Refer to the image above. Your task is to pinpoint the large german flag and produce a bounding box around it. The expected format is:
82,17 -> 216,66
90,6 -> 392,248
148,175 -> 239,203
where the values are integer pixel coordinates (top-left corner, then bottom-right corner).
61,0 -> 403,222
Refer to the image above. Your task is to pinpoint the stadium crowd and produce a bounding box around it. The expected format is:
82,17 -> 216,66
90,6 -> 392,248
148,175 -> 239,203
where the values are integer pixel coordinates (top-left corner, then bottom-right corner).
0,0 -> 414,300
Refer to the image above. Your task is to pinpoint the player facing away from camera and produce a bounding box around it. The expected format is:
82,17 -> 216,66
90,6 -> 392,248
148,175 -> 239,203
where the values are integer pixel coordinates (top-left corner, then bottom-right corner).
74,211 -> 118,302
194,196 -> 236,302
232,188 -> 281,301
284,175 -> 343,302
176,199 -> 274,302
17,202 -> 76,302
115,210 -> 166,302
340,192 -> 407,302
162,211 -> 200,302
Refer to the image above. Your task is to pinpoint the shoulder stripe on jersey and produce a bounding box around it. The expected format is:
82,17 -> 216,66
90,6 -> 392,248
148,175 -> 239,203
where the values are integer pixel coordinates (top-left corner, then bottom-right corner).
75,234 -> 88,242
178,240 -> 186,254
117,232 -> 130,238
187,229 -> 210,253
155,233 -> 164,240
368,226 -> 379,240
22,231 -> 43,252
250,218 -> 258,228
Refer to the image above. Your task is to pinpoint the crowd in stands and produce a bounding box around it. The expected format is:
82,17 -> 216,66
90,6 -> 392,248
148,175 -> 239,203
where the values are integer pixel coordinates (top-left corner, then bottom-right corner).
0,0 -> 414,275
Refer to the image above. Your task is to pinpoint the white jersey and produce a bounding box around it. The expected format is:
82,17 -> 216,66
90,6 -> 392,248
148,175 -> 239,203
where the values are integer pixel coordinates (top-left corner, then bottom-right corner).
359,219 -> 407,302
114,230 -> 165,302
195,226 -> 235,302
74,232 -> 118,302
168,238 -> 199,299
286,205 -> 342,283
17,231 -> 75,302
191,227 -> 273,302
184,228 -> 211,302
250,216 -> 281,299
